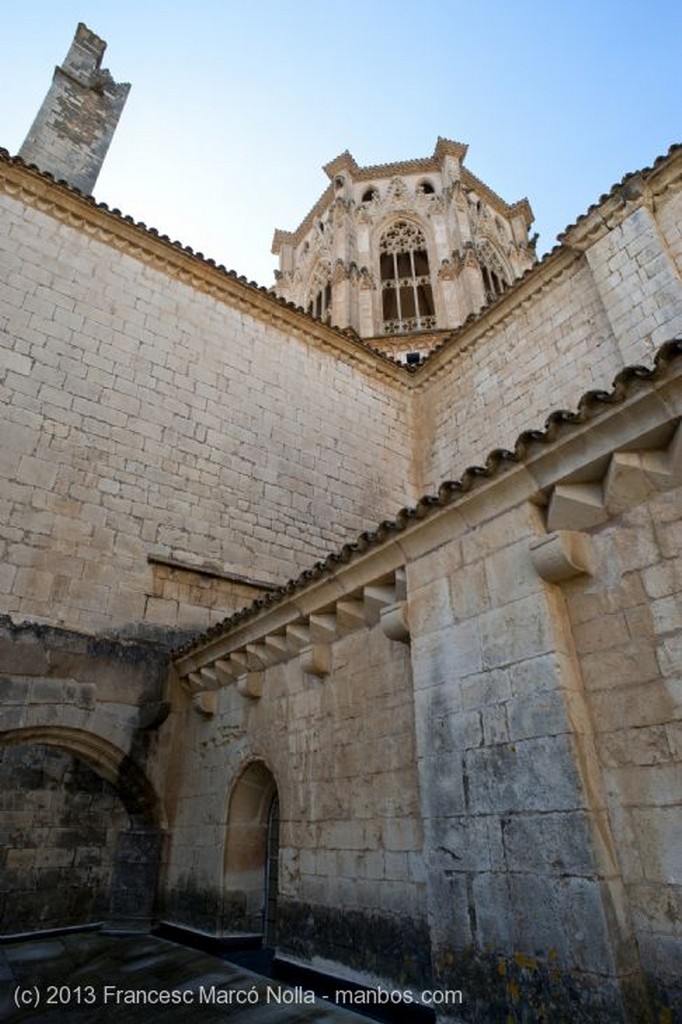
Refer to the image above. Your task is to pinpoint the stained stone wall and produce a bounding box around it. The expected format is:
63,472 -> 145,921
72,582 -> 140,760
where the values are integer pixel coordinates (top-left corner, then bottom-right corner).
164,624 -> 430,987
405,502 -> 646,1022
0,617 -> 170,934
0,744 -> 126,933
564,484 -> 682,1010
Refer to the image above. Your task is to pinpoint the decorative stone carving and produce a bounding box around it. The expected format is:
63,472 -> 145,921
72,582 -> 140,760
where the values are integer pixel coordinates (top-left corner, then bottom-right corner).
438,254 -> 463,280
358,267 -> 375,290
386,176 -> 409,205
331,259 -> 350,284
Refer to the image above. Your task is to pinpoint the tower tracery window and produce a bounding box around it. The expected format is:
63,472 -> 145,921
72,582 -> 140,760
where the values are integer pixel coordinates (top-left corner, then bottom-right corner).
379,220 -> 436,334
307,263 -> 332,322
478,240 -> 509,304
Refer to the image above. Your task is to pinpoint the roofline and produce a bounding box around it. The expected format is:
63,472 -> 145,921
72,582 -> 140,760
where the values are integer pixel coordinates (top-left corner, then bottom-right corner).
0,149 -> 409,388
3,142 -> 679,393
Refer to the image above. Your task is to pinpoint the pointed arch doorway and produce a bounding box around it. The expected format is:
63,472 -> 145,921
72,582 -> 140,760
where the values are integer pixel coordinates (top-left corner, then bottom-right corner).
222,761 -> 280,944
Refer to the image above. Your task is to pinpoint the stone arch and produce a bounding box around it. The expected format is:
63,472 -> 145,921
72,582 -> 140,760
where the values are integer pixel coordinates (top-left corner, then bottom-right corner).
1,726 -> 162,827
305,259 -> 332,321
477,236 -> 513,302
0,727 -> 164,933
222,759 -> 280,941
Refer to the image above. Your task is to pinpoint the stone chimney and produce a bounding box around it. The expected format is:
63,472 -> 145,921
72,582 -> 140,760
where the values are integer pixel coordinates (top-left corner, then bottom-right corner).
19,23 -> 130,194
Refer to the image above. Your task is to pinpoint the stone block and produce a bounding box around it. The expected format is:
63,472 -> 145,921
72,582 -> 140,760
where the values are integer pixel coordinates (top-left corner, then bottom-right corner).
408,577 -> 453,635
472,871 -> 513,949
446,571 -> 493,641
501,810 -> 597,876
631,807 -> 682,883
508,873 -> 615,973
13,568 -> 53,602
413,618 -> 483,693
479,593 -> 559,670
481,703 -> 509,745
430,814 -> 503,873
465,735 -> 585,814
507,687 -> 570,741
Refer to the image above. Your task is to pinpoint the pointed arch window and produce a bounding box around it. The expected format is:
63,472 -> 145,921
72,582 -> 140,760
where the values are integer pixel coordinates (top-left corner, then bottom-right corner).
379,221 -> 436,333
478,240 -> 509,304
307,263 -> 332,323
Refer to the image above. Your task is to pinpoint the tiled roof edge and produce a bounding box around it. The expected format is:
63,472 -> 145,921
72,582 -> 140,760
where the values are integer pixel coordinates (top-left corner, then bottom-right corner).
413,143 -> 681,372
0,148 -> 407,379
173,337 -> 682,658
557,142 -> 681,244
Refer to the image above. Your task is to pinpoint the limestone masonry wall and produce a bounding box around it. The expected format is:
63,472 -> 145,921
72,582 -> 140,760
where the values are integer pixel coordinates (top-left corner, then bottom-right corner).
0,744 -> 124,932
417,190 -> 682,492
406,500 -> 643,1020
165,625 -> 429,986
415,257 -> 618,489
565,484 -> 682,1003
0,190 -> 413,636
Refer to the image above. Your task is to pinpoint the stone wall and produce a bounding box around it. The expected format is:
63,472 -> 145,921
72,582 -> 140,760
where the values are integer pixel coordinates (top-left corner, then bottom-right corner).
407,500 -> 645,1021
164,624 -> 429,987
0,744 -> 125,933
0,176 -> 413,637
416,177 -> 682,494
565,484 -> 682,1010
0,618 -> 170,933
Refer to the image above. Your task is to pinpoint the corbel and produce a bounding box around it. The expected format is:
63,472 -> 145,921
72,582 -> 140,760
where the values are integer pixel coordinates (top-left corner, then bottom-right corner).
300,644 -> 332,678
529,530 -> 595,583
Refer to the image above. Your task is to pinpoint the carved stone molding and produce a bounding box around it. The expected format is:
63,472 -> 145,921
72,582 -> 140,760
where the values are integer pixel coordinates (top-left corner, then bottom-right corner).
192,691 -> 218,717
176,567 -> 407,693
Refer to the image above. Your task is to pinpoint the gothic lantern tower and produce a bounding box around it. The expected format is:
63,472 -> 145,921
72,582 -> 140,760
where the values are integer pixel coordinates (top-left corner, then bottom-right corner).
272,139 -> 535,362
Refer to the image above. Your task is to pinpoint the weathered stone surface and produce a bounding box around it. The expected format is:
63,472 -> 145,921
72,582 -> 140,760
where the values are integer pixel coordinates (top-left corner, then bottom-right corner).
1,45 -> 681,1023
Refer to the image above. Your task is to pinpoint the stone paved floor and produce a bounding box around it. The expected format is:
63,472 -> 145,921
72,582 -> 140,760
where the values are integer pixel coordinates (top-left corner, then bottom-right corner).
0,932 -> 371,1022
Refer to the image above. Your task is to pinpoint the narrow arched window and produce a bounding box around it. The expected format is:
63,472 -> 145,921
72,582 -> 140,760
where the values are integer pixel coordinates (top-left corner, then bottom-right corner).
478,241 -> 509,303
306,265 -> 332,323
379,221 -> 436,333
481,263 -> 506,301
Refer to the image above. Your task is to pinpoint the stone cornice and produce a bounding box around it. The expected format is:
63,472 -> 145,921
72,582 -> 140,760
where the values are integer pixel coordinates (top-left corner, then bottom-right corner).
271,182 -> 334,254
0,151 -> 408,388
461,167 -> 534,225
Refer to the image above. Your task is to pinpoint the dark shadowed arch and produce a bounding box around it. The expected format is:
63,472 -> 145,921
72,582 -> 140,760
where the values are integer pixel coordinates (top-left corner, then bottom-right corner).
0,727 -> 165,933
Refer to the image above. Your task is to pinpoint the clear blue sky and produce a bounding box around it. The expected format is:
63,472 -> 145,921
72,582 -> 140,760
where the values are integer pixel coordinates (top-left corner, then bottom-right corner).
1,1 -> 679,286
